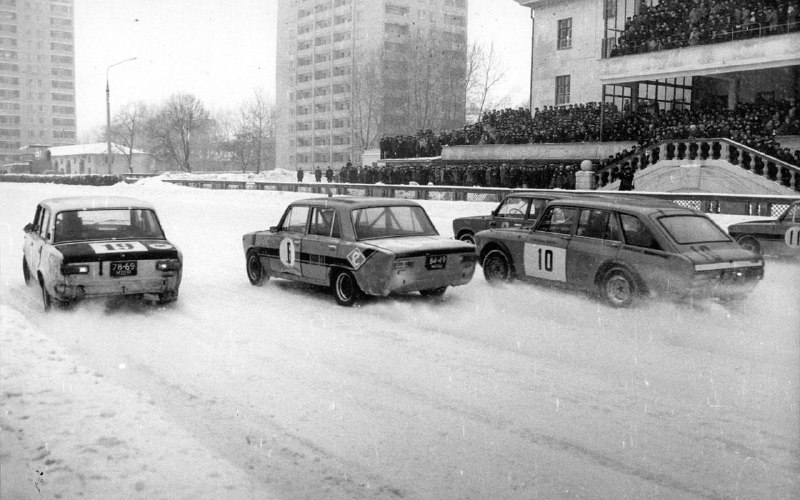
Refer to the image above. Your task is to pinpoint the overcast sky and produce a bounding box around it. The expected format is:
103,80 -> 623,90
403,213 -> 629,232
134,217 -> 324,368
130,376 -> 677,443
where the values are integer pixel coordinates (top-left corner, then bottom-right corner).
74,0 -> 531,139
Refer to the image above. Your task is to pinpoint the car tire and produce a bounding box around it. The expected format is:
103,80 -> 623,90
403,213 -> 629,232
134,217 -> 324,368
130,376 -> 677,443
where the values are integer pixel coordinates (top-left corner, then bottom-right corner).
23,256 -> 31,285
40,277 -> 52,312
332,270 -> 360,307
736,236 -> 762,257
482,249 -> 511,283
602,268 -> 638,308
246,250 -> 267,286
458,232 -> 475,245
158,291 -> 179,304
419,286 -> 447,298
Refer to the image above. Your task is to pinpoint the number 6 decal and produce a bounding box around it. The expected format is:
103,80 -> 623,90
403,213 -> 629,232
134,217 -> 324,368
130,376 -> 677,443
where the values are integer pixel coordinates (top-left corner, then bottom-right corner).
279,237 -> 297,267
523,243 -> 566,282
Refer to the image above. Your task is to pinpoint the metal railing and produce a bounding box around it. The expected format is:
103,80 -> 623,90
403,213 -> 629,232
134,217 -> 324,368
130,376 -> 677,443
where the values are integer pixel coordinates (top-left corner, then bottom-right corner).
607,21 -> 799,58
160,178 -> 799,217
595,137 -> 800,192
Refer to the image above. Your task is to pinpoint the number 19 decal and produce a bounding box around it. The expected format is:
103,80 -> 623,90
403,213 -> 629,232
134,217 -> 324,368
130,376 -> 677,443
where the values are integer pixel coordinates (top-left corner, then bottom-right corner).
523,244 -> 566,282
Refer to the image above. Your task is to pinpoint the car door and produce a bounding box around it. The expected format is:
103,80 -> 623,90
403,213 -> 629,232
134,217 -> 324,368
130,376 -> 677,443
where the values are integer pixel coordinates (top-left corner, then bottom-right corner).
301,206 -> 342,284
520,205 -> 578,284
567,208 -> 622,290
26,205 -> 50,274
774,202 -> 800,255
491,196 -> 530,229
272,205 -> 310,278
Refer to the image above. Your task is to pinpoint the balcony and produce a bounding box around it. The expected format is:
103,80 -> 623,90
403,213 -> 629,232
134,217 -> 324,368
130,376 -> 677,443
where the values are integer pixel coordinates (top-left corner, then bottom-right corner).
600,31 -> 800,85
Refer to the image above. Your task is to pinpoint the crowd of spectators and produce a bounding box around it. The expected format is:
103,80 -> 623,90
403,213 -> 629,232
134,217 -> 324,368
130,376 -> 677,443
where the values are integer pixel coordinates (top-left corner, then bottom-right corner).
333,162 -> 581,189
610,0 -> 800,57
380,98 -> 800,171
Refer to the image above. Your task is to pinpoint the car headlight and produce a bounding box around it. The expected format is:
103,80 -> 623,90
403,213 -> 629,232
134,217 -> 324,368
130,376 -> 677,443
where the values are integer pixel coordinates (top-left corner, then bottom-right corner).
61,263 -> 90,275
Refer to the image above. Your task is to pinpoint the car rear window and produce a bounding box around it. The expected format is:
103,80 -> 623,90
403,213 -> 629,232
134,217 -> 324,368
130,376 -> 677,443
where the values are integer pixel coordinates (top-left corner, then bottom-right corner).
352,206 -> 437,240
658,215 -> 730,244
55,209 -> 165,243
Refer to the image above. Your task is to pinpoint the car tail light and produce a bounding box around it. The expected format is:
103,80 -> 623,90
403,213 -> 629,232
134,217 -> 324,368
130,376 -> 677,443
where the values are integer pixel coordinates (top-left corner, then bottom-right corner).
393,259 -> 414,270
460,254 -> 478,264
61,263 -> 90,275
156,259 -> 181,271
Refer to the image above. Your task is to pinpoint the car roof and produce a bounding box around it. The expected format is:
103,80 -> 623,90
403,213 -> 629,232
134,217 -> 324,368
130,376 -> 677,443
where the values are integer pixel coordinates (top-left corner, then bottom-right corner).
39,196 -> 156,212
291,196 -> 422,209
547,197 -> 696,215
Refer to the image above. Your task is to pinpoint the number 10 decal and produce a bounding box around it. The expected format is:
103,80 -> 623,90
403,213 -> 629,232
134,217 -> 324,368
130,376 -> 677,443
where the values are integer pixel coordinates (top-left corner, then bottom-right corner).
523,244 -> 566,282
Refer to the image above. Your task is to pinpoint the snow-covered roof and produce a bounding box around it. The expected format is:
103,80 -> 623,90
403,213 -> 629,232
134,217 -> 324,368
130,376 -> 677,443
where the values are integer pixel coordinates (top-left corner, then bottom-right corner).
48,142 -> 147,157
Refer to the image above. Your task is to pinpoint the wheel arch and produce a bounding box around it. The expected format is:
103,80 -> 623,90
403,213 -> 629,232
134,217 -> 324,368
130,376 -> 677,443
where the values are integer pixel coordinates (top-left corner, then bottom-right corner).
479,241 -> 517,275
594,260 -> 648,295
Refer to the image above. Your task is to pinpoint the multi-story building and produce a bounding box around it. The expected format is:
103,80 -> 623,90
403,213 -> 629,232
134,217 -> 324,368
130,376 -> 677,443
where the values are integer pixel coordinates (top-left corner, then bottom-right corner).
515,0 -> 799,114
0,0 -> 76,167
276,0 -> 468,172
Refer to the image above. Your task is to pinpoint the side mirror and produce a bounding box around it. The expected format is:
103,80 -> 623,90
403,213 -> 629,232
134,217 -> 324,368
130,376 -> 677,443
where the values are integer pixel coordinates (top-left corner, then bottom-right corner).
23,223 -> 33,233
269,226 -> 278,233
488,221 -> 497,228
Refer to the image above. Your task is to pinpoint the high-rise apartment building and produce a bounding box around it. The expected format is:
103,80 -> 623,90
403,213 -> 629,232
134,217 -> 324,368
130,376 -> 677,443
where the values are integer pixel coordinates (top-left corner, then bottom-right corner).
276,0 -> 468,171
0,0 -> 76,167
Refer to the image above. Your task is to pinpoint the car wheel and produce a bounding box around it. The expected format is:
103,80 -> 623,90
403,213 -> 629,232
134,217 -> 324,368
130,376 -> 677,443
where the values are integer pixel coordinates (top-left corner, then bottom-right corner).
332,270 -> 360,307
40,277 -> 52,312
458,232 -> 475,245
158,291 -> 178,304
736,236 -> 762,256
603,269 -> 637,308
482,249 -> 511,283
23,256 -> 31,285
419,286 -> 447,298
246,250 -> 267,286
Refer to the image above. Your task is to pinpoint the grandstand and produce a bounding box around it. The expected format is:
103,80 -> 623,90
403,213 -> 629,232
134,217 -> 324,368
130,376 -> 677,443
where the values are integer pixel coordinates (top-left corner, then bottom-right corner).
376,0 -> 800,195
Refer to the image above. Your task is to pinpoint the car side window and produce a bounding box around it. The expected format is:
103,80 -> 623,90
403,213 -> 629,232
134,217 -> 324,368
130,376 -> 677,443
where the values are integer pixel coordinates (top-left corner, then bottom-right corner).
280,206 -> 310,233
529,199 -> 547,219
619,213 -> 661,250
32,205 -> 43,232
309,207 -> 340,238
40,209 -> 51,240
536,206 -> 578,235
576,209 -> 621,241
787,204 -> 800,223
496,197 -> 528,218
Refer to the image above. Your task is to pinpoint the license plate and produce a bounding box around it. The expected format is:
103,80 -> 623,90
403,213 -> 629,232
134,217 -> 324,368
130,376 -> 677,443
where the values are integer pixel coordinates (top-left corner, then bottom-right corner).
111,261 -> 137,277
425,254 -> 447,270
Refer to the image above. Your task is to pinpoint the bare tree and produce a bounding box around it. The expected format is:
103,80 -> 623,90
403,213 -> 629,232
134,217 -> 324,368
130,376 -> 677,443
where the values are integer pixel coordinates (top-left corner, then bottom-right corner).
109,102 -> 149,173
467,42 -> 507,121
242,89 -> 275,173
350,49 -> 385,152
146,93 -> 211,173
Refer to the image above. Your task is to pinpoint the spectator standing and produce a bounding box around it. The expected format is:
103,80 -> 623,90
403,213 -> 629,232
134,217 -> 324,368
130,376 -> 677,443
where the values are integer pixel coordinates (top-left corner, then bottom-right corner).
325,166 -> 334,183
314,167 -> 322,183
296,167 -> 304,183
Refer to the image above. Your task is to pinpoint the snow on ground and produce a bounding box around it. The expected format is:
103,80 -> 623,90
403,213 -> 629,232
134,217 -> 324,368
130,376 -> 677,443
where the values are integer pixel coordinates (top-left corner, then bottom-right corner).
1,179 -> 798,499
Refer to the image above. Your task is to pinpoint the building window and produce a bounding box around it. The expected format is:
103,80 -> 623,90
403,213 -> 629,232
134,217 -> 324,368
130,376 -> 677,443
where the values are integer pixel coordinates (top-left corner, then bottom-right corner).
555,75 -> 570,105
557,18 -> 572,50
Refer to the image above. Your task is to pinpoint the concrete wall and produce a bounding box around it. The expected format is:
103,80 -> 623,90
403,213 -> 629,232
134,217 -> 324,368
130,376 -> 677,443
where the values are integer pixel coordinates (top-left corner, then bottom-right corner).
605,161 -> 798,195
441,141 -> 638,162
530,0 -> 604,110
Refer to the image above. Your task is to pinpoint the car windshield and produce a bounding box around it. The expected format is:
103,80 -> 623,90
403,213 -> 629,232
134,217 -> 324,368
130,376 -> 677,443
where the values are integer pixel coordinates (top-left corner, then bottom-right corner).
54,209 -> 165,243
658,215 -> 730,244
351,206 -> 437,240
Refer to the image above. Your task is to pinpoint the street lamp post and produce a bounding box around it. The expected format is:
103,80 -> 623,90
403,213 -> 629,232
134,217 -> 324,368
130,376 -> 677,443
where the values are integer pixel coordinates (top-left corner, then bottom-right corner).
106,57 -> 136,171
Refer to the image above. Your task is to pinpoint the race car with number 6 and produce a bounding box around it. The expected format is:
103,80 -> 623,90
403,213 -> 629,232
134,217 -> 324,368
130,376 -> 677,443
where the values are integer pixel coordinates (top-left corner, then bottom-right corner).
474,198 -> 764,307
22,196 -> 182,310
242,197 -> 477,306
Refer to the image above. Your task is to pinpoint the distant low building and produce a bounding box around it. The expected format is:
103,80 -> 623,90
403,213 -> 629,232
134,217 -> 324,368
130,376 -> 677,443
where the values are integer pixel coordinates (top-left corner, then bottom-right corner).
48,143 -> 155,175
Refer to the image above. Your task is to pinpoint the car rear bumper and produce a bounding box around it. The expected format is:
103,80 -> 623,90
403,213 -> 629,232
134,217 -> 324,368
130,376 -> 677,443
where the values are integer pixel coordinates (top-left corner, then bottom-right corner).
359,263 -> 476,296
53,275 -> 181,301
